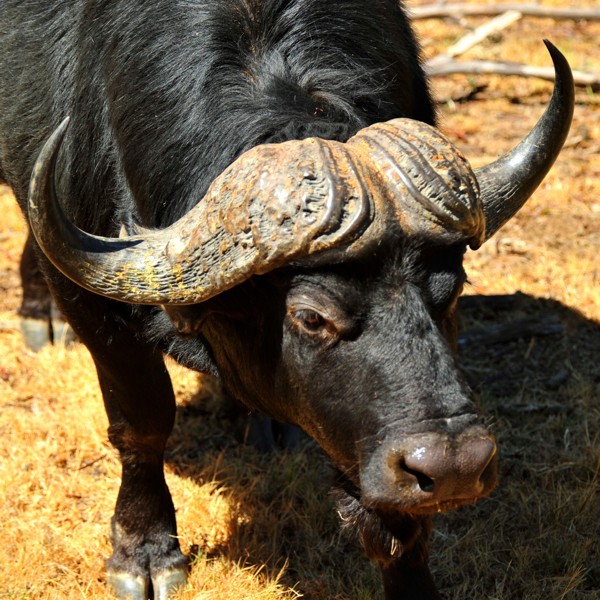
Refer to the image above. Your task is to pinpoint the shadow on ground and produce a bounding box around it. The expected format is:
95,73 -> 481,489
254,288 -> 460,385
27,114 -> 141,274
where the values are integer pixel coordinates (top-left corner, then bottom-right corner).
163,293 -> 600,599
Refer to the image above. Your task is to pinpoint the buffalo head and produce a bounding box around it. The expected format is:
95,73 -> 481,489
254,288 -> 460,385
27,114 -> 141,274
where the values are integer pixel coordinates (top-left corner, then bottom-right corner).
27,42 -> 573,523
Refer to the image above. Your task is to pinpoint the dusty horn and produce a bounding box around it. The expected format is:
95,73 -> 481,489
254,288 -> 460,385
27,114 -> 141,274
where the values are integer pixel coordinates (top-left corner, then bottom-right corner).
475,40 -> 574,240
27,118 -> 373,305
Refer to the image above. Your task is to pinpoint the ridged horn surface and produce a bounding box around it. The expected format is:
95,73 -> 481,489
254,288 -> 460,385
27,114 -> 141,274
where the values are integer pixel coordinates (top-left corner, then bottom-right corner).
349,119 -> 485,249
28,119 -> 373,305
475,40 -> 574,240
29,114 -> 496,306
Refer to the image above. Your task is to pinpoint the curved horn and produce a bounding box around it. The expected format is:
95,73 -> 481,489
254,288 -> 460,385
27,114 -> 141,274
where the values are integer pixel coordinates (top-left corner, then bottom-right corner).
476,40 -> 574,240
28,118 -> 373,305
349,118 -> 485,248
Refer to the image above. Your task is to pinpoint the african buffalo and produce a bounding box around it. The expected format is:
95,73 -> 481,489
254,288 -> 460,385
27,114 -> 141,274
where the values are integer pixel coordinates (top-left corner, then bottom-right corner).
0,1 -> 573,598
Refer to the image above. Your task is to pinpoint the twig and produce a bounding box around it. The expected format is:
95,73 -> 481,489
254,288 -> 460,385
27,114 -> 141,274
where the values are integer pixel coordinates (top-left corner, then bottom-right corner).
426,59 -> 600,88
410,4 -> 600,21
428,10 -> 523,68
420,7 -> 600,88
458,314 -> 563,347
78,455 -> 107,471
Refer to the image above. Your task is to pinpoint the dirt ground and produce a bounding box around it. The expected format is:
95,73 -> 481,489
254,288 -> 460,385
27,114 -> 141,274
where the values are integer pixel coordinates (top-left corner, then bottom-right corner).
0,2 -> 599,599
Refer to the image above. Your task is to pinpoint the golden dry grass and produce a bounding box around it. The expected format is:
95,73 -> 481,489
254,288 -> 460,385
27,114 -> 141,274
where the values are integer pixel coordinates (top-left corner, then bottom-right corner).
1,2 -> 599,599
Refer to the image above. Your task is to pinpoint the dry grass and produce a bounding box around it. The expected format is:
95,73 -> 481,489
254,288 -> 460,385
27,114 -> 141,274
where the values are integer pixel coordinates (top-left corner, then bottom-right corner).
1,2 -> 599,599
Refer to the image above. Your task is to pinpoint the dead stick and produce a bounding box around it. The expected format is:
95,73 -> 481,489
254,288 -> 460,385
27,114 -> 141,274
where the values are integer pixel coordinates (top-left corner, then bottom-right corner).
428,10 -> 523,68
410,4 -> 600,21
426,59 -> 600,87
458,314 -> 563,347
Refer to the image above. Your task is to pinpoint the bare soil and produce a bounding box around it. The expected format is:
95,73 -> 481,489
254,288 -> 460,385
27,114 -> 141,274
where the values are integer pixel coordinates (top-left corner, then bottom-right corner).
0,2 -> 599,599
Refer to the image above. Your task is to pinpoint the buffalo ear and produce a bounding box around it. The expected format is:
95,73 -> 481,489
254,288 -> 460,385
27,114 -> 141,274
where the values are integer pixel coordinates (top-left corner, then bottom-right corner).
163,305 -> 211,336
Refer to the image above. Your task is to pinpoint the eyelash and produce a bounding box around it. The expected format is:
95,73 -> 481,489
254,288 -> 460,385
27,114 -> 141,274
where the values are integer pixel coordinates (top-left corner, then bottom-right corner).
294,309 -> 327,332
288,307 -> 342,343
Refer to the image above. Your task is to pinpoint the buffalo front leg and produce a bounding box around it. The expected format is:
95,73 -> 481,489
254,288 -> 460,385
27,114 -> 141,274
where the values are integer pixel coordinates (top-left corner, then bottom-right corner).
42,257 -> 188,598
94,350 -> 188,600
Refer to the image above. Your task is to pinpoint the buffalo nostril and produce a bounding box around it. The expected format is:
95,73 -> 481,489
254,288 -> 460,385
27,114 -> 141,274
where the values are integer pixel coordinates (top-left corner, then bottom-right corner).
395,434 -> 497,500
477,440 -> 497,488
398,457 -> 436,493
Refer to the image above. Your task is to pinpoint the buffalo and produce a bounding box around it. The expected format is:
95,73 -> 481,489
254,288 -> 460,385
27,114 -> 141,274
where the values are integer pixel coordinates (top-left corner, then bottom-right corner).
0,1 -> 573,598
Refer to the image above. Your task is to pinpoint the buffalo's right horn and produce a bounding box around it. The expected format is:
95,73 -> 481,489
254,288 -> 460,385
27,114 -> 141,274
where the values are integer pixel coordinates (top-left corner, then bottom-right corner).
476,40 -> 574,240
28,118 -> 374,305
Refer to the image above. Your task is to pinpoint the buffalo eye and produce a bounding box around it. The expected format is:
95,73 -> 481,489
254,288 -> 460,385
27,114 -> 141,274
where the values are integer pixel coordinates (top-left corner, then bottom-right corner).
294,309 -> 326,332
289,308 -> 335,339
286,280 -> 360,343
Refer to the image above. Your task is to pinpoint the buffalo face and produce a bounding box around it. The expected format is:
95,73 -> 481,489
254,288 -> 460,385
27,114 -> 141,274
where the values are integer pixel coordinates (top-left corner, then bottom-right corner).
27,40 -> 572,535
189,235 -> 497,518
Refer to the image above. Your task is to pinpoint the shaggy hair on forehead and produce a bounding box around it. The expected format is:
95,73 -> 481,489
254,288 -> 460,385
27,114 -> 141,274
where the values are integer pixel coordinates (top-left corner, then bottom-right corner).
61,0 -> 436,227
0,0 -> 434,232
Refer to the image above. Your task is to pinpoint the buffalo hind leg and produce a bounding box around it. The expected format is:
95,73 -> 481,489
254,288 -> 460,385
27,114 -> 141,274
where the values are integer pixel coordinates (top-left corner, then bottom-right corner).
226,398 -> 301,452
19,234 -> 75,349
18,234 -> 52,349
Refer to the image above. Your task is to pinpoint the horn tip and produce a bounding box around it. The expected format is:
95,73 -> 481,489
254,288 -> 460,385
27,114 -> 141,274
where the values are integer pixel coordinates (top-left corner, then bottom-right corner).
542,39 -> 575,98
50,116 -> 72,144
58,115 -> 71,130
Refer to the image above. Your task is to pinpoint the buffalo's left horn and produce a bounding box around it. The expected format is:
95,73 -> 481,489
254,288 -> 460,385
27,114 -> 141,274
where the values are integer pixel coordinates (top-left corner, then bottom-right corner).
476,40 -> 574,240
28,118 -> 374,305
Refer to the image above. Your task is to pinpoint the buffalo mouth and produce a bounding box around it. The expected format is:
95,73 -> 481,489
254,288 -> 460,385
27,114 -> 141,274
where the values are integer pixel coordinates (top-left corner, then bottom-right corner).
333,468 -> 493,563
373,493 -> 485,517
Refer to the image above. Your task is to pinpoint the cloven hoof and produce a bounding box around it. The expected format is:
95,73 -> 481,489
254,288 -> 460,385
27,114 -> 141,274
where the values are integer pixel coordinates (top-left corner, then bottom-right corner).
107,568 -> 187,600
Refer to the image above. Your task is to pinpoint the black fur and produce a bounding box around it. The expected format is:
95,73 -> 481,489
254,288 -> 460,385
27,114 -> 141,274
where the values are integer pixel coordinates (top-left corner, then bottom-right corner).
0,2 -> 491,599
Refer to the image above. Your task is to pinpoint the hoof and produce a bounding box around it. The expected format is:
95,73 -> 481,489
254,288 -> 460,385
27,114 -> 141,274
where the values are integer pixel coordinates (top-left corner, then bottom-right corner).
20,317 -> 51,351
19,310 -> 76,351
106,567 -> 187,599
107,572 -> 149,600
153,568 -> 188,600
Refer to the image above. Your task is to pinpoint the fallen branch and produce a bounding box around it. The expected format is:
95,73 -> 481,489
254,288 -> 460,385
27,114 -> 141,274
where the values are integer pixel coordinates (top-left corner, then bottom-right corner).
410,4 -> 600,21
428,9 -> 523,68
458,314 -> 563,347
426,58 -> 600,88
